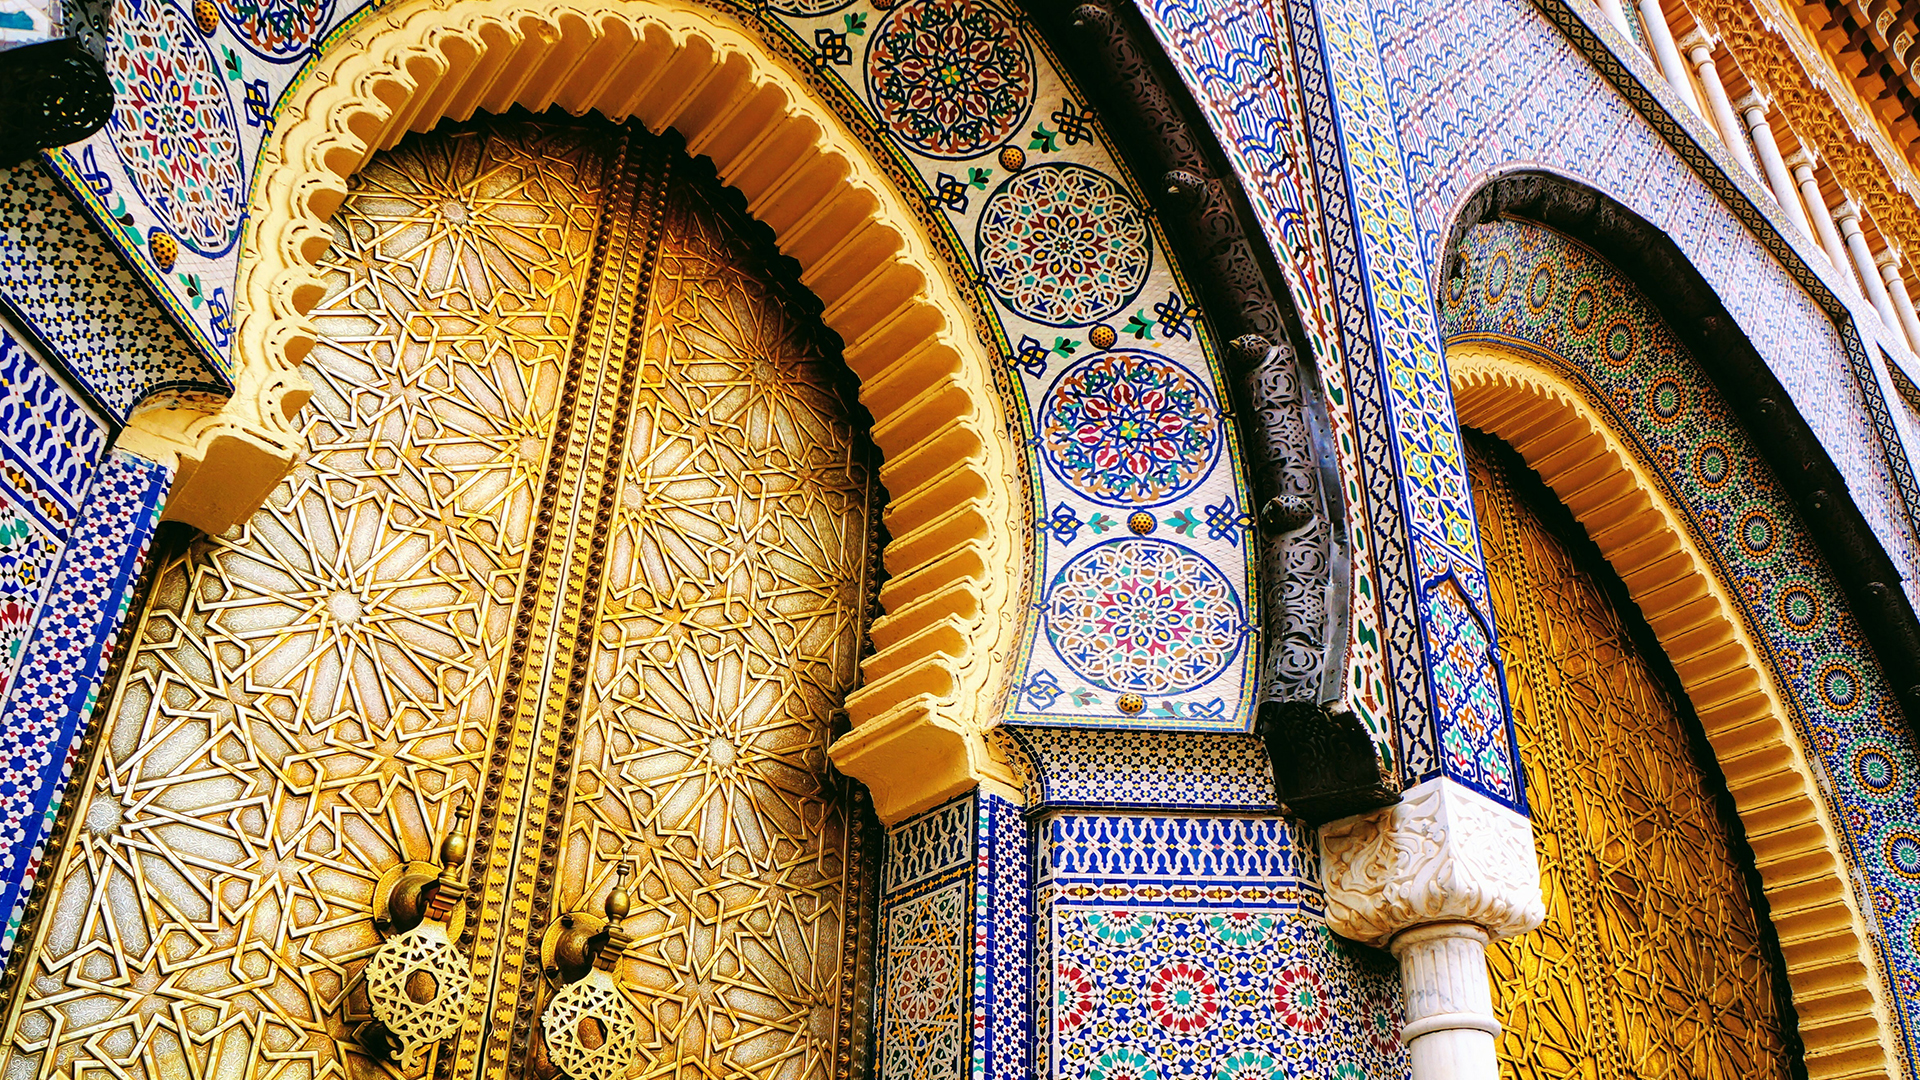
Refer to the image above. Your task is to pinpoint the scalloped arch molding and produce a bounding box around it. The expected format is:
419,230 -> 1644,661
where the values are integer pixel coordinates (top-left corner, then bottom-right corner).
202,0 -> 1027,822
1446,217 -> 1920,1080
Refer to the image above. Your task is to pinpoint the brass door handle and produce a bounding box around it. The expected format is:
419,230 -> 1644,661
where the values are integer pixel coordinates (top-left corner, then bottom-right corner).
539,866 -> 644,1080
359,802 -> 475,1070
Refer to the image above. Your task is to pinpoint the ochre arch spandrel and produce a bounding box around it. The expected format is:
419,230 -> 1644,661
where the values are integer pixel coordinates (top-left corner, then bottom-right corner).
219,0 -> 1026,821
1450,342 -> 1900,1080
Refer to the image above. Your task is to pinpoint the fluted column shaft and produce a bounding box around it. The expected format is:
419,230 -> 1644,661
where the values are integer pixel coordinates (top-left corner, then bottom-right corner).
1876,252 -> 1920,353
1637,0 -> 1706,118
1678,32 -> 1759,178
1393,924 -> 1502,1080
1737,94 -> 1815,239
1788,151 -> 1852,276
1837,202 -> 1903,335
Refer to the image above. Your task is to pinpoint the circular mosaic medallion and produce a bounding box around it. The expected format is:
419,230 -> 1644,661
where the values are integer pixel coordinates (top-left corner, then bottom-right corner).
1146,962 -> 1220,1035
1525,262 -> 1553,311
1044,538 -> 1243,696
1819,660 -> 1860,711
1739,508 -> 1776,555
1648,377 -> 1684,422
1269,961 -> 1329,1035
1084,909 -> 1156,944
865,0 -> 1034,159
106,0 -> 245,256
1040,351 -> 1220,507
1603,318 -> 1635,365
977,163 -> 1151,326
1778,584 -> 1819,632
1695,440 -> 1730,488
1569,285 -> 1595,331
1856,746 -> 1899,794
1204,911 -> 1276,948
215,0 -> 330,59
1213,1049 -> 1284,1080
1888,829 -> 1920,879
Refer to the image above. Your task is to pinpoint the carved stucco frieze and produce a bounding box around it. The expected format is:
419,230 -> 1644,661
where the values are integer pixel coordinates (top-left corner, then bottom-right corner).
1319,777 -> 1545,948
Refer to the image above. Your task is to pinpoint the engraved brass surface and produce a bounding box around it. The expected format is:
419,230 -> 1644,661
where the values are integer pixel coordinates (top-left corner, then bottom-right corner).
1,114 -> 878,1080
1467,433 -> 1796,1080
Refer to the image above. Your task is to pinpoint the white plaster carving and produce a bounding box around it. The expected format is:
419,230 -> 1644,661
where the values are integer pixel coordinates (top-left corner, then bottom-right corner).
1318,777 -> 1545,948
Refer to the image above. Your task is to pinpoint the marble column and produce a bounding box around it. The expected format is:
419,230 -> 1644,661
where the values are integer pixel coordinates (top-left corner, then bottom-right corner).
1322,778 -> 1547,1080
1736,94 -> 1815,239
1875,250 -> 1920,353
1677,31 -> 1760,178
1787,149 -> 1853,276
1837,201 -> 1904,335
1637,0 -> 1706,118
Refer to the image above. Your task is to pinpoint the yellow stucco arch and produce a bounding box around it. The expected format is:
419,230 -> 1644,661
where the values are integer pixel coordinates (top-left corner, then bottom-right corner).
155,0 -> 1027,822
1450,340 -> 1902,1080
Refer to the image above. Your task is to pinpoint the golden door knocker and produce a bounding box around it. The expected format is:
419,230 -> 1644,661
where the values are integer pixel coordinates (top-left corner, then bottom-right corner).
538,865 -> 645,1080
359,801 -> 476,1071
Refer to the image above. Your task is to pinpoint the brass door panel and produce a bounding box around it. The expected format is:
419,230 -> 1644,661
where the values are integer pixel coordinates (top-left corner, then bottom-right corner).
1467,432 -> 1796,1080
0,115 -> 878,1080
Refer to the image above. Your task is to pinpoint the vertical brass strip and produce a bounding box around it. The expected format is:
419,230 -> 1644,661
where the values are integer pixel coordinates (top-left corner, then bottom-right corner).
500,141 -> 672,1073
448,124 -> 671,1080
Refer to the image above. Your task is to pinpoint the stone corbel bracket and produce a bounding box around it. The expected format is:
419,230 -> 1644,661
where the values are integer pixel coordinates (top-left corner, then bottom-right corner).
1320,777 -> 1545,1077
1319,776 -> 1545,947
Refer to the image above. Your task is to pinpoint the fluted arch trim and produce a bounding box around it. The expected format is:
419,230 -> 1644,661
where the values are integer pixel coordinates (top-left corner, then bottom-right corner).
221,0 -> 1025,821
1451,341 -> 1901,1080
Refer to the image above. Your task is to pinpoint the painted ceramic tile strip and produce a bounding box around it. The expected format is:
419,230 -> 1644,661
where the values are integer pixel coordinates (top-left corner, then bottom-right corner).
0,450 -> 169,961
0,161 -> 223,420
1133,0 -> 1396,758
1262,0 -> 1521,805
1370,0 -> 1920,612
0,324 -> 110,709
41,0 -> 1262,733
1036,813 -> 1409,1080
1445,217 -> 1920,1074
876,792 -> 1032,1080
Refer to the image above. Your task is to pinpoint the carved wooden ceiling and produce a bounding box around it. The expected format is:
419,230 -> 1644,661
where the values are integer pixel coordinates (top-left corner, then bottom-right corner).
1788,0 -> 1920,174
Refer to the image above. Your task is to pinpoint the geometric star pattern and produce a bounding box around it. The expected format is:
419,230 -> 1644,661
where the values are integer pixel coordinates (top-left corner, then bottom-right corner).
1469,434 -> 1795,1080
0,118 -> 609,1080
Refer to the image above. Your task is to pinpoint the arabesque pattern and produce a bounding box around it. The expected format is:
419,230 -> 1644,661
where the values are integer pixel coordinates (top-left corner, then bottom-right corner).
1468,434 -> 1794,1079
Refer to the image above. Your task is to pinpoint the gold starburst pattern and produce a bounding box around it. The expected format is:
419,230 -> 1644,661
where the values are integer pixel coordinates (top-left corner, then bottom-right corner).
1468,432 -> 1795,1080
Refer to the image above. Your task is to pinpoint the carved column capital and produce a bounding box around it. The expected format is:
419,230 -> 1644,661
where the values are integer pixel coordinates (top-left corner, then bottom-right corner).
1318,777 -> 1545,948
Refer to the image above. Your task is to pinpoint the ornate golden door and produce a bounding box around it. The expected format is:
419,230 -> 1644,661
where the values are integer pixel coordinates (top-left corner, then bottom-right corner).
0,114 -> 879,1080
1466,431 -> 1799,1079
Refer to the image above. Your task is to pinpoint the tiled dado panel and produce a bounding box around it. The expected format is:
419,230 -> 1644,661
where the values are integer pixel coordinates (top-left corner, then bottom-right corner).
43,0 -> 1263,734
876,792 -> 1031,1080
0,324 -> 111,703
1446,217 -> 1920,1080
1037,814 -> 1408,1080
1368,0 -> 1920,616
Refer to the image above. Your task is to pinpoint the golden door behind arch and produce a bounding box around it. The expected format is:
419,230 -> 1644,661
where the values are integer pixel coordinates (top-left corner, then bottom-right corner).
1467,431 -> 1797,1080
0,114 -> 879,1080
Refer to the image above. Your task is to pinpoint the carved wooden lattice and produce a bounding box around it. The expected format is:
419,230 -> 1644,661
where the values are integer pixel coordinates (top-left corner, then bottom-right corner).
1467,433 -> 1796,1080
1,114 -> 878,1080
